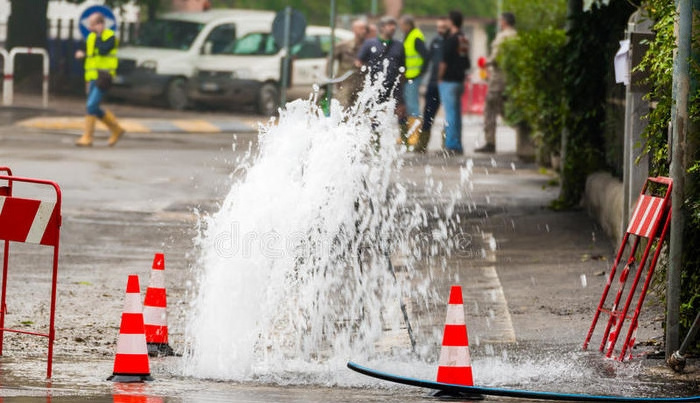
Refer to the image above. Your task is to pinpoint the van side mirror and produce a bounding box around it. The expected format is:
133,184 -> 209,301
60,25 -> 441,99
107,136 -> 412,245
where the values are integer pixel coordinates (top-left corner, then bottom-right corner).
202,41 -> 213,55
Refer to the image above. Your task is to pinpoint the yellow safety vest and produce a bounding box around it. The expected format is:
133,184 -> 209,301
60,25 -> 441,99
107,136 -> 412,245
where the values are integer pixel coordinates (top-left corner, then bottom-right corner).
404,28 -> 425,79
84,29 -> 118,82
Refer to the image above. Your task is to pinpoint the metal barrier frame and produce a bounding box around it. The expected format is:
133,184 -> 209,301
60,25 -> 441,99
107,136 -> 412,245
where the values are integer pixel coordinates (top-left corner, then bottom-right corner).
0,49 -> 7,106
0,168 -> 62,379
583,176 -> 672,361
3,47 -> 50,108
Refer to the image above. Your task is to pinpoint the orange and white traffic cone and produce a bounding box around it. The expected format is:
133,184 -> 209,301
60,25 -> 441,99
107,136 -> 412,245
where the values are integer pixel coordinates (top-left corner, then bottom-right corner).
436,285 -> 475,386
143,253 -> 174,357
107,275 -> 153,382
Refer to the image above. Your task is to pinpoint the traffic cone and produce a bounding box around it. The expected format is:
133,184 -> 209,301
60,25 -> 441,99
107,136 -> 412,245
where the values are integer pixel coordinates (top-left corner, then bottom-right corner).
108,275 -> 153,382
436,285 -> 475,386
143,253 -> 174,357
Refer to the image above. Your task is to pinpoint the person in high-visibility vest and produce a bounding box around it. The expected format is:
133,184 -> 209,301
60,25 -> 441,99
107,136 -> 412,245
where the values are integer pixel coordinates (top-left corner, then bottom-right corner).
75,12 -> 124,147
414,17 -> 450,153
399,15 -> 428,147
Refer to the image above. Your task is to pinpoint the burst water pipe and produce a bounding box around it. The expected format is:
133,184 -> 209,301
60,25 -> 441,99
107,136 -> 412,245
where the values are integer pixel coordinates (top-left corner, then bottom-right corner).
667,311 -> 700,372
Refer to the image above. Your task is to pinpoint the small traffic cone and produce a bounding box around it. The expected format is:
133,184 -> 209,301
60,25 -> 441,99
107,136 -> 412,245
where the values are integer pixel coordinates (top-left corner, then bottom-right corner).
143,253 -> 174,357
436,285 -> 476,386
108,275 -> 153,382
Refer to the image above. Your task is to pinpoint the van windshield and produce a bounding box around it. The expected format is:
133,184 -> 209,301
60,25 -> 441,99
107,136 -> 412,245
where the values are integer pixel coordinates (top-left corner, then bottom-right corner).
134,20 -> 204,50
229,32 -> 279,55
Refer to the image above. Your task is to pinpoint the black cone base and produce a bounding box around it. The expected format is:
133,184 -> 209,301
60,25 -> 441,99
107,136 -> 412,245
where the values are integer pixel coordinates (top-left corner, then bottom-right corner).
107,373 -> 154,382
431,389 -> 485,400
147,342 -> 176,357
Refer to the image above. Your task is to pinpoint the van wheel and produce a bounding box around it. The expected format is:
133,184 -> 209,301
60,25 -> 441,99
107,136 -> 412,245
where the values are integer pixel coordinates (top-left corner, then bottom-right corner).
165,77 -> 189,110
257,83 -> 280,116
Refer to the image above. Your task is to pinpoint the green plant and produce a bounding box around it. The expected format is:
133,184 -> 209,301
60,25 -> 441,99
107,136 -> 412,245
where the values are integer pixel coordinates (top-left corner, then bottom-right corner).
556,0 -> 634,209
501,0 -> 568,33
636,0 -> 700,345
499,28 -> 568,154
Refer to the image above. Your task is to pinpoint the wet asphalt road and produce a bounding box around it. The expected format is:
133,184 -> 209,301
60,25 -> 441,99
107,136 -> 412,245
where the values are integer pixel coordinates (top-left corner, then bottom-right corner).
0,101 -> 697,402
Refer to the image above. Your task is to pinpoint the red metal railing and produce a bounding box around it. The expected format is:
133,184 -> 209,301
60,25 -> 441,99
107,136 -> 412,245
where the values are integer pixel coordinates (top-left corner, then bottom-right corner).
583,176 -> 672,361
0,168 -> 62,378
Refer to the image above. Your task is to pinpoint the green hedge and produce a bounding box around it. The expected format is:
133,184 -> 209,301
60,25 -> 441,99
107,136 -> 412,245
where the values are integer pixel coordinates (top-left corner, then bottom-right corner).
499,28 -> 568,157
637,0 -> 700,343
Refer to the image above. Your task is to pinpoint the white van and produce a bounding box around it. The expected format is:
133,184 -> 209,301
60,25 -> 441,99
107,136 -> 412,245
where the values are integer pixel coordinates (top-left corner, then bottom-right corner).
187,25 -> 353,116
110,9 -> 275,110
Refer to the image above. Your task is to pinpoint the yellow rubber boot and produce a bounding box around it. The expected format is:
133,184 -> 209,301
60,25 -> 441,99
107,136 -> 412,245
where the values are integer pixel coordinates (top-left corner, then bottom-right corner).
102,110 -> 125,147
75,115 -> 96,146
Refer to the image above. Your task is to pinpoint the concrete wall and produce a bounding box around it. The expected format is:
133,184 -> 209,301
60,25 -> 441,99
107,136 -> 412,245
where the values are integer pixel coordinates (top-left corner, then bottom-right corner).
584,172 -> 624,246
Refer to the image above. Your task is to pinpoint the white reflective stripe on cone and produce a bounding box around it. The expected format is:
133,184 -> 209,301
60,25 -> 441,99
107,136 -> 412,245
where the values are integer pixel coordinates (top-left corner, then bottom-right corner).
123,293 -> 143,314
438,345 -> 471,366
116,333 -> 148,355
148,270 -> 165,288
445,304 -> 465,325
143,306 -> 167,326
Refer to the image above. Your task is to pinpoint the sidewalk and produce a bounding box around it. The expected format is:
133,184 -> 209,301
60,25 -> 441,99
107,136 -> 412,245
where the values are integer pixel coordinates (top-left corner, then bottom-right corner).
400,114 -> 698,382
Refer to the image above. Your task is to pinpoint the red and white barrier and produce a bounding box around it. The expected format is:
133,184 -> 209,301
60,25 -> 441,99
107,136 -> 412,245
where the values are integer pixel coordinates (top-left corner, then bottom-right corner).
462,81 -> 488,115
584,176 -> 673,361
0,169 -> 62,379
626,194 -> 665,238
0,196 -> 60,245
4,47 -> 50,108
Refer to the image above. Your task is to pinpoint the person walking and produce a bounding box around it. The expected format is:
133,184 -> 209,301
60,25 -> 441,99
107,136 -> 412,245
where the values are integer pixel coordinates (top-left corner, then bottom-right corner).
438,10 -> 470,155
475,12 -> 517,153
330,18 -> 369,108
399,15 -> 428,146
412,17 -> 449,152
74,12 -> 124,147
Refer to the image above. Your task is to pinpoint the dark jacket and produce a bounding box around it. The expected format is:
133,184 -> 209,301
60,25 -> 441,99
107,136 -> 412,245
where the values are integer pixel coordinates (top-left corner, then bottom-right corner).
357,37 -> 406,103
441,31 -> 470,82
